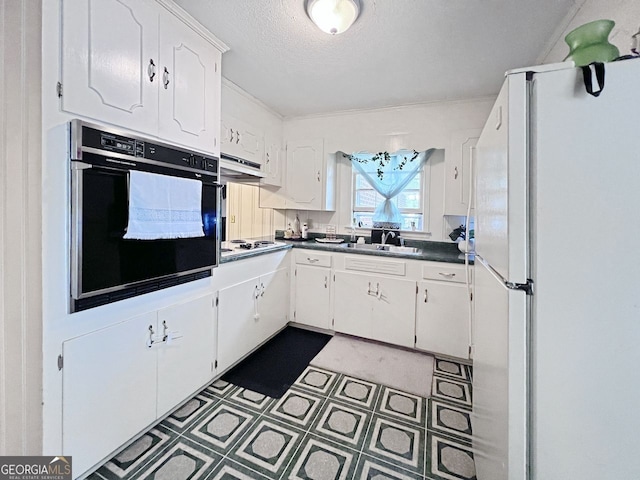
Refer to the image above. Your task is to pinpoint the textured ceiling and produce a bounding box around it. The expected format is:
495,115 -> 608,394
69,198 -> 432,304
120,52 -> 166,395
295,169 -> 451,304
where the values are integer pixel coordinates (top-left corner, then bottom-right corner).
175,0 -> 578,117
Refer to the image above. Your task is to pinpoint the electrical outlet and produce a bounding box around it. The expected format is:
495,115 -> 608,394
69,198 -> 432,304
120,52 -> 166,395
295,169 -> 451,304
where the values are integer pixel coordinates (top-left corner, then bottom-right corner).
230,215 -> 236,223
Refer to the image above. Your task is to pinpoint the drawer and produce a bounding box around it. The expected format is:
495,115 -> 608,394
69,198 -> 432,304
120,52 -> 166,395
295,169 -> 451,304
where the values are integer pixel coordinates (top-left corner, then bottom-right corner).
295,250 -> 332,267
422,263 -> 470,283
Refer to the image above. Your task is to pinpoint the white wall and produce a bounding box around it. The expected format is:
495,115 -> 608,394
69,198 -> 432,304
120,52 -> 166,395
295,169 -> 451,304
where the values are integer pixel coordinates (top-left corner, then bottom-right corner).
278,99 -> 494,241
539,0 -> 640,64
0,0 -> 43,456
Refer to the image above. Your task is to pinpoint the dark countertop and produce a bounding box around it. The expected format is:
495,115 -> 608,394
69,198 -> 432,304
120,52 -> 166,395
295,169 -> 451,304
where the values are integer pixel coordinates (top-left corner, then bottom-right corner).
219,234 -> 473,265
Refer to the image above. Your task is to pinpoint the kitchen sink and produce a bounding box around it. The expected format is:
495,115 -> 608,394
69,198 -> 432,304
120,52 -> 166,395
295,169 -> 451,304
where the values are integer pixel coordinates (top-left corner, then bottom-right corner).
342,243 -> 421,254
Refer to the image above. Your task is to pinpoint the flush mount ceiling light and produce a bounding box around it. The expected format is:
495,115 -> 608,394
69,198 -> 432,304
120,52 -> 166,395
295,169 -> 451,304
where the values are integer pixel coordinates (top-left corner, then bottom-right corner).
306,0 -> 360,35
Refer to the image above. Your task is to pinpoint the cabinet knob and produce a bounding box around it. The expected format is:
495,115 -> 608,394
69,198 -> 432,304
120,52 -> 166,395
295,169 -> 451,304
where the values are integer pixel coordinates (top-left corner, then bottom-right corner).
324,276 -> 328,288
236,131 -> 241,144
424,289 -> 428,303
148,59 -> 156,82
317,171 -> 320,182
163,67 -> 170,89
454,166 -> 459,180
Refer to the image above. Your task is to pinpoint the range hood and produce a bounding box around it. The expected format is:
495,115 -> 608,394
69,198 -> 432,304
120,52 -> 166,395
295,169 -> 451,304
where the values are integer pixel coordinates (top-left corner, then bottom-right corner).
219,153 -> 265,181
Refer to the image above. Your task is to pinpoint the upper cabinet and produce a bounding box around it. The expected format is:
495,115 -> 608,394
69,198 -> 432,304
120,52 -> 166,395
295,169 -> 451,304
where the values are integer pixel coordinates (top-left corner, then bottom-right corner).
444,129 -> 481,216
259,138 -> 336,211
221,115 -> 264,164
261,135 -> 283,187
61,0 -> 227,154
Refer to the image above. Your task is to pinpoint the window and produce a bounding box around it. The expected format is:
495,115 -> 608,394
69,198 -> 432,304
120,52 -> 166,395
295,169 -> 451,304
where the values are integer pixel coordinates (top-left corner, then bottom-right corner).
352,169 -> 424,230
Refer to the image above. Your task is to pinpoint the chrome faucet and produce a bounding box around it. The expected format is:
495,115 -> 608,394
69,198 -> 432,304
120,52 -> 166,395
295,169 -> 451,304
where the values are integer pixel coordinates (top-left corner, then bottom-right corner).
381,230 -> 396,245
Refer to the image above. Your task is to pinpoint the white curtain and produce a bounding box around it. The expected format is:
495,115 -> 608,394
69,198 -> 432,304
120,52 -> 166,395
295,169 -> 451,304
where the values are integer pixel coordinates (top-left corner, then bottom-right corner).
350,149 -> 434,227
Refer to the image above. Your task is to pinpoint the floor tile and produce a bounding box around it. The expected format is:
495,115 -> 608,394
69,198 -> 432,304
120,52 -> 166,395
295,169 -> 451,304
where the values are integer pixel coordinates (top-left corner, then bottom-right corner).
225,386 -> 276,412
204,379 -> 235,398
282,433 -> 358,480
430,377 -> 472,409
160,394 -> 220,434
294,366 -> 339,396
330,375 -> 379,411
375,386 -> 426,427
362,414 -> 425,475
96,425 -> 179,480
228,417 -> 305,479
427,400 -> 472,444
184,400 -> 260,455
265,388 -> 325,429
310,399 -> 372,450
353,454 -> 423,480
205,458 -> 271,480
425,432 -> 476,480
130,436 -> 222,480
433,359 -> 470,382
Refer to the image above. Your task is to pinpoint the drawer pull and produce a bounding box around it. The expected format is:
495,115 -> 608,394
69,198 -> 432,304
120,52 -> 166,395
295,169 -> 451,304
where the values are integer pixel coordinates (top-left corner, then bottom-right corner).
307,257 -> 319,263
438,272 -> 456,278
424,288 -> 428,303
324,276 -> 328,288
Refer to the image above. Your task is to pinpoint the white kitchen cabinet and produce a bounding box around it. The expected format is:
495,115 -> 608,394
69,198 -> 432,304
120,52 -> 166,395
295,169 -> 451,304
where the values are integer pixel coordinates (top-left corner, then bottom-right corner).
62,311 -> 158,476
221,115 -> 263,164
259,138 -> 336,210
261,136 -> 283,186
415,262 -> 471,359
333,271 -> 416,348
293,252 -> 332,330
156,294 -> 216,417
444,129 -> 481,215
61,0 -> 224,153
217,267 -> 289,373
62,294 -> 216,475
157,10 -> 221,153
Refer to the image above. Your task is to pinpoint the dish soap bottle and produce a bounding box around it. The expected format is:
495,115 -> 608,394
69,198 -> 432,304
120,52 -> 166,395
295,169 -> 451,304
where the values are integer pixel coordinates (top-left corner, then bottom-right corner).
293,214 -> 301,238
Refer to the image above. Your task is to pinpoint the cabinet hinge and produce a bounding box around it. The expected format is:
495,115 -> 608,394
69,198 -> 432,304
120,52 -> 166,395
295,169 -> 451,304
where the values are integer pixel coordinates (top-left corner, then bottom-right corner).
414,335 -> 417,344
56,82 -> 62,98
333,274 -> 335,281
293,311 -> 296,319
294,269 -> 297,277
211,361 -> 214,372
470,292 -> 473,301
215,360 -> 218,369
215,295 -> 219,307
57,354 -> 63,370
416,284 -> 419,294
332,318 -> 334,327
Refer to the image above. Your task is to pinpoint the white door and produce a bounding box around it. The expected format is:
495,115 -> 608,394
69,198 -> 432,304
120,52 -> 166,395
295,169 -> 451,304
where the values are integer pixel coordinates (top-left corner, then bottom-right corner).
158,11 -> 220,153
286,138 -> 324,207
294,265 -> 331,329
61,0 -> 159,133
368,277 -> 416,348
62,312 -> 158,476
445,129 -> 481,215
156,294 -> 216,417
236,121 -> 263,164
261,140 -> 282,186
217,275 -> 261,372
333,271 -> 372,338
258,268 -> 290,340
415,280 -> 470,358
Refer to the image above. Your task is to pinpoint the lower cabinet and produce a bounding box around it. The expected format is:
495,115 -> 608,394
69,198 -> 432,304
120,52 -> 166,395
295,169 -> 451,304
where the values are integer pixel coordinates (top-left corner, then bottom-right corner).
217,267 -> 289,373
415,279 -> 471,359
333,271 -> 416,348
62,294 -> 215,476
293,251 -> 332,330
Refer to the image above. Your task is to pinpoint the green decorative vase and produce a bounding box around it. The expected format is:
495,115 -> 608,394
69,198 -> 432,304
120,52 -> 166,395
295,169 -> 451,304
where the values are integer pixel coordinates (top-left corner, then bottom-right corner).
564,19 -> 619,66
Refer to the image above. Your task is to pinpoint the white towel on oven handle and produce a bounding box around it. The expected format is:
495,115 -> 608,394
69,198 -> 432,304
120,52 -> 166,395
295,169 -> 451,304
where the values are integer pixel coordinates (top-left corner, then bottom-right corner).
123,170 -> 204,240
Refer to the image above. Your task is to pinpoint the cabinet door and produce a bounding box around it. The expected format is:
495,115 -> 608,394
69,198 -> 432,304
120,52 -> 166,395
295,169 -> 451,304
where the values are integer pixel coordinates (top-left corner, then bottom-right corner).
261,140 -> 282,187
286,138 -> 324,208
61,0 -> 159,132
156,294 -> 216,417
237,120 -> 263,164
444,129 -> 481,215
294,265 -> 331,329
217,275 -> 261,372
333,271 -> 372,337
62,312 -> 158,476
416,280 -> 470,359
158,11 -> 220,153
368,277 -> 417,348
259,268 -> 290,340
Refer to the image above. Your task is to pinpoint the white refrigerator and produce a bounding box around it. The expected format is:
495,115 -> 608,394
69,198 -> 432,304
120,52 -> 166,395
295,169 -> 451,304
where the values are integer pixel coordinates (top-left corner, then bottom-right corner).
472,58 -> 640,480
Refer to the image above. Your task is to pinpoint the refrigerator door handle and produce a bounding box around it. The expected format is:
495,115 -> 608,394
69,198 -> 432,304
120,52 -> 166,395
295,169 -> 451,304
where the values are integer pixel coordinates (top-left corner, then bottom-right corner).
477,254 -> 534,295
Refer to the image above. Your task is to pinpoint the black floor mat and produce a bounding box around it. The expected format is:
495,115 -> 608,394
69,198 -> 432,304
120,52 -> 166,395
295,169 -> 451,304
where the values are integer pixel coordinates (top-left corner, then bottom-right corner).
222,327 -> 332,398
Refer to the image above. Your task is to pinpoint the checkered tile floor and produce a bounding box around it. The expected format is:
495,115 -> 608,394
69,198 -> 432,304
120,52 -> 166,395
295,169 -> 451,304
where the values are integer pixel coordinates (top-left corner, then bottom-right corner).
86,357 -> 474,480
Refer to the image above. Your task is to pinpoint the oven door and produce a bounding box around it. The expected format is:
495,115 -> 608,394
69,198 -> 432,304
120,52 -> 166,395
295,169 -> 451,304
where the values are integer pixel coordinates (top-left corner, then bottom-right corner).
71,162 -> 218,310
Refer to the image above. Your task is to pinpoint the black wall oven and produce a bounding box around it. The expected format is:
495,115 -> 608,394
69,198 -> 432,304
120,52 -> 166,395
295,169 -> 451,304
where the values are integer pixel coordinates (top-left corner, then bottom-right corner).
70,120 -> 219,312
